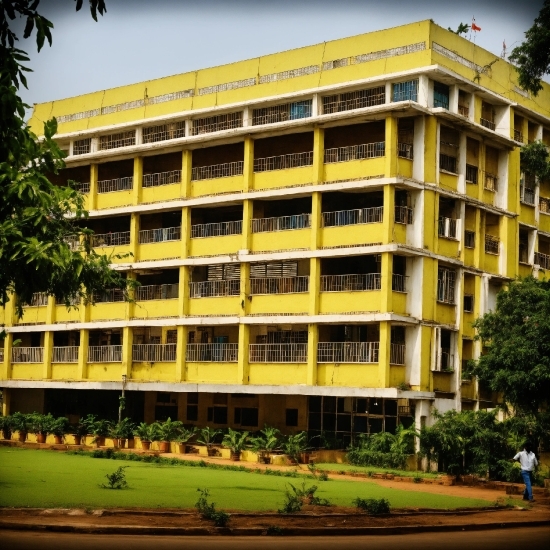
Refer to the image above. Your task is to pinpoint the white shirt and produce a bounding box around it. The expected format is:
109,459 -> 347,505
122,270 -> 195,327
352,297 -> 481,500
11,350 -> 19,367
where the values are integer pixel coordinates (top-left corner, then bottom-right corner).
513,450 -> 538,471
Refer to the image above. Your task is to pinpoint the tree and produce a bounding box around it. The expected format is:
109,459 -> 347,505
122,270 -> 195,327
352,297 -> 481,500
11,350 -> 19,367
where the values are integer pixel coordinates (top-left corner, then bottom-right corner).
0,0 -> 132,319
447,23 -> 470,36
472,277 -> 550,415
520,140 -> 550,182
509,0 -> 550,97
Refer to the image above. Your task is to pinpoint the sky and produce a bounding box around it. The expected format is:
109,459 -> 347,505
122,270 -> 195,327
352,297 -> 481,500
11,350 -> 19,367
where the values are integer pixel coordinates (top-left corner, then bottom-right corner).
10,0 -> 545,109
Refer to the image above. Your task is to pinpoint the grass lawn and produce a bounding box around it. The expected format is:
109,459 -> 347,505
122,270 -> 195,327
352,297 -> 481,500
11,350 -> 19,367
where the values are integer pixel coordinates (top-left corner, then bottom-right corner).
316,463 -> 440,479
0,448 -> 491,511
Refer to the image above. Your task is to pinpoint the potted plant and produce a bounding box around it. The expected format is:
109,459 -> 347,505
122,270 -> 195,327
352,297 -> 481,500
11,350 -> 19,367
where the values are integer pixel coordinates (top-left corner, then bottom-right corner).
11,412 -> 31,442
71,415 -> 94,445
90,418 -> 112,448
134,422 -> 158,451
0,415 -> 13,440
222,428 -> 249,461
29,412 -> 55,444
110,418 -> 135,448
283,431 -> 310,464
197,427 -> 221,457
249,425 -> 281,464
174,427 -> 196,454
50,416 -> 70,444
155,417 -> 183,453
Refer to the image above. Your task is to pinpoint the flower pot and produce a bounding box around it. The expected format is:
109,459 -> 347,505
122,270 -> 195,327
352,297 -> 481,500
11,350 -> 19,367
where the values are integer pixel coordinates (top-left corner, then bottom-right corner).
230,451 -> 241,461
177,443 -> 188,454
36,434 -> 46,444
18,432 -> 27,443
258,451 -> 271,464
127,438 -> 135,449
141,440 -> 151,450
207,447 -> 218,457
73,435 -> 82,445
95,436 -> 105,448
54,435 -> 63,445
159,441 -> 170,453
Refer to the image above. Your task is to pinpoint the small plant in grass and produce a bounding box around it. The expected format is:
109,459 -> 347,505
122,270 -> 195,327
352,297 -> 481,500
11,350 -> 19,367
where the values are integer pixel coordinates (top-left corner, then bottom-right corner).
413,475 -> 422,483
195,488 -> 230,527
353,497 -> 391,515
278,481 -> 331,513
102,466 -> 129,489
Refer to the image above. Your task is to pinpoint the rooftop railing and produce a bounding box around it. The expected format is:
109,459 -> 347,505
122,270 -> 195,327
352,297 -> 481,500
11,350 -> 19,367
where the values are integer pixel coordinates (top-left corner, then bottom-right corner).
535,251 -> 550,270
97,176 -> 133,194
132,344 -> 176,362
390,343 -> 405,365
320,273 -> 381,292
12,347 -> 44,363
249,343 -> 308,363
92,231 -> 131,247
252,214 -> 311,233
322,206 -> 383,227
191,220 -> 242,239
254,151 -> 313,172
139,226 -> 181,244
143,170 -> 181,188
186,343 -> 238,362
250,276 -> 309,295
88,345 -> 122,363
52,346 -> 79,363
324,142 -> 385,163
317,341 -> 379,363
135,284 -> 178,301
189,279 -> 240,298
191,161 -> 244,181
394,206 -> 413,224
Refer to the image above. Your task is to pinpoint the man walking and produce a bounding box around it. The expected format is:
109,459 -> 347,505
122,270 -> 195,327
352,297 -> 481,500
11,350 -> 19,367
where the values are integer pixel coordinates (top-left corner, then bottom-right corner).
513,442 -> 538,502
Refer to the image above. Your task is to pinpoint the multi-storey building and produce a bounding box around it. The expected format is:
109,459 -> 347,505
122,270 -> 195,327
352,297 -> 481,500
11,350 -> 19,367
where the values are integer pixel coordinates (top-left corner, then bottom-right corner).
1,20 -> 550,445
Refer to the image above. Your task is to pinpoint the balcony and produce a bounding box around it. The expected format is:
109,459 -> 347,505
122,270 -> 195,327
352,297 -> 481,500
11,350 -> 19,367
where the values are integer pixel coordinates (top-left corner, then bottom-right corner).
76,182 -> 90,193
438,217 -> 457,239
535,251 -> 550,269
191,112 -> 243,135
514,129 -> 524,143
392,274 -> 408,292
12,347 -> 44,363
480,118 -> 496,131
132,344 -> 176,362
317,342 -> 379,363
191,220 -> 242,239
52,346 -> 79,363
97,176 -> 133,193
439,153 -> 457,174
100,131 -> 135,151
321,273 -> 381,292
484,173 -> 498,191
397,142 -> 413,160
540,197 -> 550,213
142,122 -> 185,144
28,292 -> 48,307
254,152 -> 313,172
249,343 -> 307,363
322,206 -> 383,227
139,226 -> 181,244
485,235 -> 500,255
92,231 -> 130,247
252,214 -> 311,233
191,161 -> 244,181
186,343 -> 238,362
93,289 -> 125,303
135,284 -> 178,301
394,206 -> 413,225
252,100 -> 312,125
142,170 -> 181,188
390,343 -> 405,365
250,276 -> 309,295
189,280 -> 240,298
324,142 -> 384,163
88,345 -> 122,363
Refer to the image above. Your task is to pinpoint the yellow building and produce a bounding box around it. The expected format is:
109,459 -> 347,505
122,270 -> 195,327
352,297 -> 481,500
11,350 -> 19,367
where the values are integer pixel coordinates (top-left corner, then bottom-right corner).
2,20 -> 550,444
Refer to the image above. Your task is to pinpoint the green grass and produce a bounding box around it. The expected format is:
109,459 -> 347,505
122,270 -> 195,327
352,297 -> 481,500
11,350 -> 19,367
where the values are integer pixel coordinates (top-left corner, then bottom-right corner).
0,448 -> 491,511
315,463 -> 440,479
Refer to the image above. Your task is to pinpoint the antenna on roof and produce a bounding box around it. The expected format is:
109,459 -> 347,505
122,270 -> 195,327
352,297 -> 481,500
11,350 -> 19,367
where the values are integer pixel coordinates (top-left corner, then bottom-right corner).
501,40 -> 507,59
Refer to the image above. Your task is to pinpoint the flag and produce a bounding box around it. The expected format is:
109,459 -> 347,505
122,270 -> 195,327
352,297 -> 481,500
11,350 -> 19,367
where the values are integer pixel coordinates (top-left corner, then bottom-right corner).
472,22 -> 481,31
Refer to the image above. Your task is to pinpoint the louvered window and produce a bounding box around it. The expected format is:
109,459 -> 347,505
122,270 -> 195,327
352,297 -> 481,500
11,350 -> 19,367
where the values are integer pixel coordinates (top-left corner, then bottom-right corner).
207,264 -> 241,280
250,262 -> 298,278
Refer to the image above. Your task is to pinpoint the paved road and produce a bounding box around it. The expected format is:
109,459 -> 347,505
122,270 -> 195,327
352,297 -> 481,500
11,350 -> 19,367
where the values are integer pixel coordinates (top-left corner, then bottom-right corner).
2,527 -> 550,550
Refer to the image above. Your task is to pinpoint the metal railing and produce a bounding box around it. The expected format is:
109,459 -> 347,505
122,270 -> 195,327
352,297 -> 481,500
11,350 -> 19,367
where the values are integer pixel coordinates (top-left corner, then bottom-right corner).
252,214 -> 311,233
97,177 -> 133,193
390,343 -> 405,365
249,343 -> 308,363
317,341 -> 379,363
191,220 -> 242,239
52,346 -> 79,363
324,142 -> 385,163
139,226 -> 181,244
100,131 -> 136,150
520,186 -> 536,205
394,206 -> 413,224
480,118 -> 496,131
132,344 -> 176,362
142,122 -> 185,144
75,182 -> 90,193
189,280 -> 240,298
458,105 -> 469,117
397,142 -> 413,159
438,217 -> 457,239
439,153 -> 457,173
142,170 -> 181,188
320,273 -> 381,292
540,197 -> 550,213
254,152 -> 313,172
322,206 -> 383,227
93,288 -> 125,303
191,161 -> 244,181
29,292 -> 48,307
535,251 -> 550,269
88,345 -> 122,363
135,284 -> 178,301
484,173 -> 498,191
250,276 -> 309,295
392,274 -> 408,292
514,129 -> 524,142
485,235 -> 500,255
186,343 -> 238,362
191,112 -> 243,135
466,164 -> 478,184
252,100 -> 312,125
73,138 -> 91,155
92,231 -> 131,247
12,347 -> 44,363
65,236 -> 81,250
439,349 -> 454,371
323,87 -> 386,114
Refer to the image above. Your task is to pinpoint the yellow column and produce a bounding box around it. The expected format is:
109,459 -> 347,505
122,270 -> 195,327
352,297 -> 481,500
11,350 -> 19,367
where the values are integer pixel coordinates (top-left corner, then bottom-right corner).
239,262 -> 251,316
181,206 -> 191,259
378,321 -> 391,388
310,192 -> 322,251
46,296 -> 55,325
308,258 -> 320,316
237,323 -> 250,385
419,325 -> 432,391
2,332 -> 13,380
77,329 -> 89,380
133,156 -> 143,206
423,116 -> 438,183
1,387 -> 10,415
125,271 -> 136,320
122,326 -> 133,379
179,266 -> 190,316
313,127 -> 324,183
306,323 -> 318,386
380,252 -> 392,313
181,150 -> 192,198
242,199 -> 253,252
473,208 -> 483,270
89,164 -> 98,210
478,142 -> 486,201
382,184 -> 395,243
243,137 -> 254,191
43,331 -> 53,379
176,325 -> 188,382
385,116 -> 398,178
129,212 -> 140,262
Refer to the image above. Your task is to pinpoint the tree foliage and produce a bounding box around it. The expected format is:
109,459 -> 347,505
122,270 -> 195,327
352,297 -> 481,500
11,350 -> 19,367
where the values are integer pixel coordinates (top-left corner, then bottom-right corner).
0,1 -> 134,318
520,140 -> 550,182
472,277 -> 550,415
509,0 -> 550,96
447,23 -> 470,36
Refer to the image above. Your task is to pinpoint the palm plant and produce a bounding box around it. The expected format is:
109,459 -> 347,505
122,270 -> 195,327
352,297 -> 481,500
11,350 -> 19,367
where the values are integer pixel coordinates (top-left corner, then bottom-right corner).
0,415 -> 13,439
248,425 -> 281,463
174,427 -> 197,453
134,422 -> 159,450
222,428 -> 249,460
283,431 -> 309,464
11,412 -> 32,441
50,417 -> 70,441
197,427 -> 222,455
156,418 -> 183,442
28,413 -> 55,438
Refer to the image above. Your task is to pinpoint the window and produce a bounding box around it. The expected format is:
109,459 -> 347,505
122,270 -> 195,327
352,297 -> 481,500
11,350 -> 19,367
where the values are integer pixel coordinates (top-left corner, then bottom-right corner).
433,82 -> 450,109
465,230 -> 475,248
466,164 -> 478,184
393,80 -> 418,102
485,235 -> 500,255
186,392 -> 198,422
207,406 -> 228,424
322,87 -> 385,113
286,408 -> 299,427
463,294 -> 474,312
437,267 -> 456,304
234,407 -> 259,427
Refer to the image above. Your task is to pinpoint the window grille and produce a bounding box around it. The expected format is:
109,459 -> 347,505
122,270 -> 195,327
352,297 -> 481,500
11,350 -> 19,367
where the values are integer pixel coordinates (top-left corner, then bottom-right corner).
464,230 -> 476,248
254,152 -> 313,172
191,112 -> 243,135
324,142 -> 385,163
207,264 -> 241,280
392,274 -> 408,292
480,118 -> 496,130
520,177 -> 536,206
191,161 -> 243,181
99,131 -> 136,150
97,177 -> 133,193
322,87 -> 385,114
317,342 -> 379,363
139,226 -> 181,244
135,284 -> 179,301
143,170 -> 181,188
186,343 -> 238,362
394,206 -> 413,224
433,82 -> 450,109
437,267 -> 456,304
439,153 -> 457,173
466,164 -> 478,184
392,80 -> 418,102
463,294 -> 474,312
514,129 -> 524,143
458,105 -> 469,117
535,251 -> 550,269
250,262 -> 298,279
322,207 -> 383,227
191,220 -> 242,239
320,273 -> 381,292
397,142 -> 413,159
252,100 -> 312,125
485,235 -> 500,255
73,138 -> 91,155
390,343 -> 406,365
142,122 -> 185,144
250,277 -> 309,295
92,231 -> 131,247
540,197 -> 550,213
438,217 -> 457,239
252,214 -> 311,233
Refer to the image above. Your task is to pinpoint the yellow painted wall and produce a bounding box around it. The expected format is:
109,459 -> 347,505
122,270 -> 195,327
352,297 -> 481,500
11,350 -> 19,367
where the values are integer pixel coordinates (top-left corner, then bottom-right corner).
248,363 -> 307,385
191,175 -> 244,198
321,224 -> 385,248
51,364 -> 79,380
189,235 -> 241,257
248,294 -> 309,315
253,168 -> 313,191
324,158 -> 386,182
317,363 -> 380,387
251,228 -> 311,252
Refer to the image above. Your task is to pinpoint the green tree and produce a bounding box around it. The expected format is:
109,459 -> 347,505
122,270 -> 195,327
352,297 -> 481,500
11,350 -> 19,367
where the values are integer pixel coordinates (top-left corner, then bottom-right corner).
509,0 -> 550,96
520,140 -> 550,182
447,23 -> 470,36
0,0 -> 133,318
472,277 -> 550,415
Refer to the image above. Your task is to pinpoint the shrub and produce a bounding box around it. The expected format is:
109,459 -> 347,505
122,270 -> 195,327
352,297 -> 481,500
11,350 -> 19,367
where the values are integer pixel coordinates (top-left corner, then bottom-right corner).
278,481 -> 331,513
353,497 -> 391,515
102,466 -> 129,489
195,488 -> 230,527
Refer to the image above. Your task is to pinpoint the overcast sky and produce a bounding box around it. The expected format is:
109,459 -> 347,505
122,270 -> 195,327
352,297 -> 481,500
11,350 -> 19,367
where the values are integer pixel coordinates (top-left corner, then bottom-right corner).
12,0 -> 545,108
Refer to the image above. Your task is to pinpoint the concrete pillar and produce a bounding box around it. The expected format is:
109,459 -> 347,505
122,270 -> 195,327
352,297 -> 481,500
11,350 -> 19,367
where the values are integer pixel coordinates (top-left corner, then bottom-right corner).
306,323 -> 318,386
385,116 -> 398,178
424,116 -> 438,184
413,117 -> 425,181
242,199 -> 253,252
181,150 -> 192,198
179,266 -> 190,316
89,164 -> 98,210
449,84 -> 459,113
310,191 -> 322,251
181,207 -> 191,259
237,324 -> 250,385
382,184 -> 395,243
243,137 -> 254,191
1,387 -> 10,416
313,127 -> 324,183
176,325 -> 188,382
78,329 -> 89,380
308,258 -> 320,316
378,321 -> 391,388
2,331 -> 13,380
418,75 -> 430,108
457,132 -> 467,194
132,156 -> 143,206
380,252 -> 393,313
122,326 -> 133,379
129,213 -> 140,262
43,331 -> 53,380
239,262 -> 251,316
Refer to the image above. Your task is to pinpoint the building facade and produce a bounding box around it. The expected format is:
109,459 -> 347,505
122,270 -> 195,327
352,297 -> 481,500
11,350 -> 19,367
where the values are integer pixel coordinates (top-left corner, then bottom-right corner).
1,20 -> 550,445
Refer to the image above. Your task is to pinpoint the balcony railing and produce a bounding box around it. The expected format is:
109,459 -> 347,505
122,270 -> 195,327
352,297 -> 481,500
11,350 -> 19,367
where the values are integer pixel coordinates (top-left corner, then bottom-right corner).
143,170 -> 181,188
395,206 -> 413,224
317,342 -> 379,363
254,152 -> 313,172
485,235 -> 500,255
540,197 -> 550,213
73,138 -> 91,155
88,345 -> 122,363
321,273 -> 381,292
439,349 -> 454,371
458,105 -> 469,117
132,344 -> 176,362
438,217 -> 457,239
12,347 -> 44,363
390,343 -> 405,365
520,186 -> 536,206
191,220 -> 242,239
75,182 -> 90,193
65,235 -> 81,251
535,251 -> 550,270
250,276 -> 309,295
249,343 -> 308,363
142,122 -> 185,144
52,346 -> 79,363
392,274 -> 408,292
514,129 -> 524,142
484,173 -> 498,191
139,226 -> 181,244
29,292 -> 48,307
466,164 -> 478,184
186,343 -> 238,362
480,118 -> 496,130
322,87 -> 385,113
93,288 -> 125,303
397,142 -> 413,160
439,153 -> 457,173
191,161 -> 244,181
252,214 -> 311,233
135,284 -> 178,301
324,142 -> 385,163
92,231 -> 131,247
189,279 -> 240,298
97,176 -> 133,193
322,206 -> 383,227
